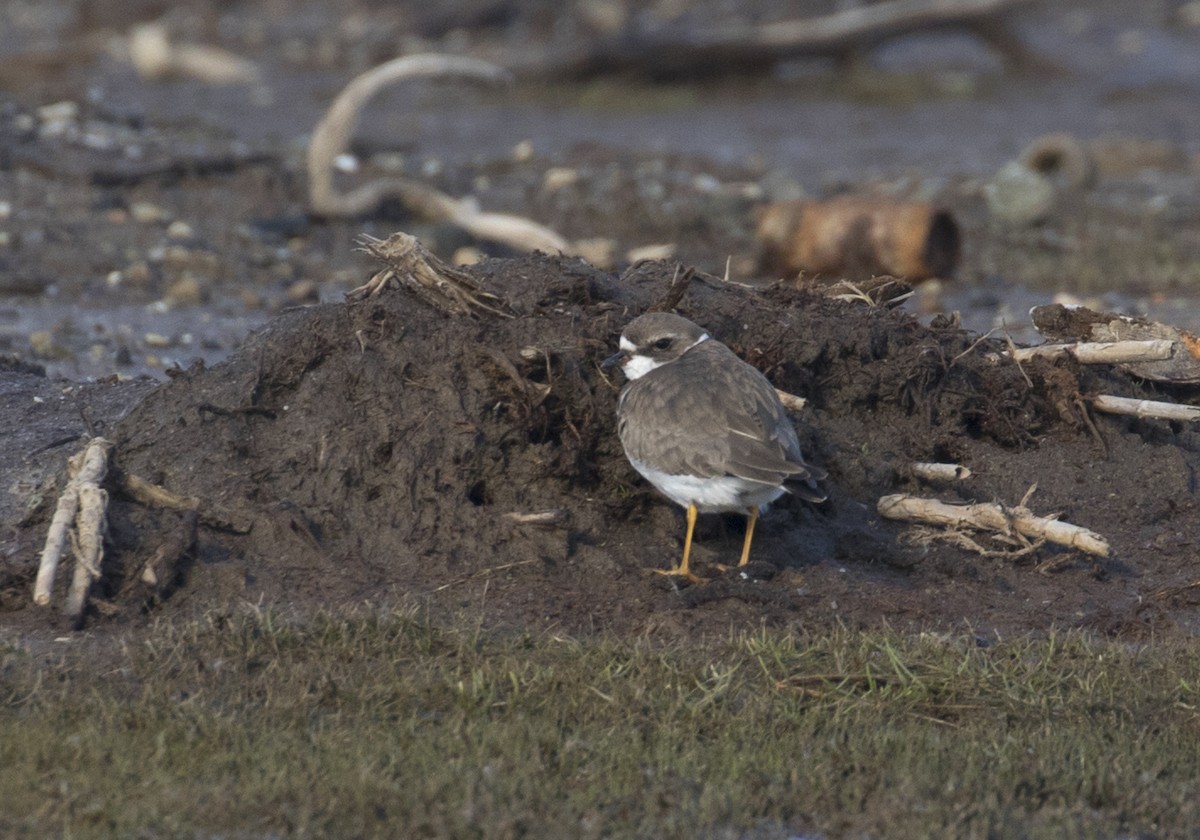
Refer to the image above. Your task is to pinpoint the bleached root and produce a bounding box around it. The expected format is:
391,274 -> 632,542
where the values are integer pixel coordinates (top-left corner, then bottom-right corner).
34,438 -> 113,609
1090,395 -> 1200,423
1008,340 -> 1173,365
878,489 -> 1109,558
64,484 -> 108,624
910,462 -> 971,482
307,54 -> 571,255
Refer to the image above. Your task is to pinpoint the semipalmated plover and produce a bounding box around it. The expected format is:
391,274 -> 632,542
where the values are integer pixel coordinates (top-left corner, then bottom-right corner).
603,312 -> 826,580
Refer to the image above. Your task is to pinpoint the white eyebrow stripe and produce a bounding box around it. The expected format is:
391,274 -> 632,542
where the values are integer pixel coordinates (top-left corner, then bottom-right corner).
619,336 -> 636,353
686,333 -> 710,350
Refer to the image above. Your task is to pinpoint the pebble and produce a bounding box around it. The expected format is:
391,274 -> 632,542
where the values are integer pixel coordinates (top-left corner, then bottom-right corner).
166,220 -> 195,240
984,161 -> 1056,227
512,140 -> 534,162
542,167 -> 579,193
131,202 -> 171,225
452,246 -> 485,266
124,261 -> 154,288
571,237 -> 616,269
333,153 -> 359,174
0,201 -> 10,220
144,333 -> 172,348
29,331 -> 56,357
626,243 -> 676,263
165,275 -> 206,306
36,101 -> 79,123
286,279 -> 319,302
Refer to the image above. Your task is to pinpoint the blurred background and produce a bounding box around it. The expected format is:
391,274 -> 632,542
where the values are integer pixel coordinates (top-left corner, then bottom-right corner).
2,0 -> 1200,379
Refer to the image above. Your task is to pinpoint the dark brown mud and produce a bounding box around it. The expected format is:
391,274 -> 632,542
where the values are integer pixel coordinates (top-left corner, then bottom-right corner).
6,256 -> 1199,640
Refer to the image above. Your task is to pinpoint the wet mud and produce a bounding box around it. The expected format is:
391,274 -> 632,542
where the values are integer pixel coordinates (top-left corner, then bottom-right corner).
6,256 -> 1199,640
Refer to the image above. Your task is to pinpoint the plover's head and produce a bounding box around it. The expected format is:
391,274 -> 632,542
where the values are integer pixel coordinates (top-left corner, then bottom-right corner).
602,312 -> 710,380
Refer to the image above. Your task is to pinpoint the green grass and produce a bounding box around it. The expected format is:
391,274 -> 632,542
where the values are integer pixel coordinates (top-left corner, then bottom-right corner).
2,609 -> 1198,839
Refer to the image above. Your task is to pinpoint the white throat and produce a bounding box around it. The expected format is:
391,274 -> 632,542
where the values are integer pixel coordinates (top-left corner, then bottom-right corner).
621,333 -> 709,380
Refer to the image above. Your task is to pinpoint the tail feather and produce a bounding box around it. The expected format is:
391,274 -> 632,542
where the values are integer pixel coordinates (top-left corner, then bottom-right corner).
784,474 -> 827,504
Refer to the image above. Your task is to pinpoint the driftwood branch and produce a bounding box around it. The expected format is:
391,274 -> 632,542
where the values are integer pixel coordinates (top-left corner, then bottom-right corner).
128,22 -> 260,85
65,483 -> 108,625
350,232 -> 516,318
911,462 -> 971,481
511,0 -> 1033,80
139,509 -> 199,594
878,492 -> 1109,557
34,437 -> 113,607
774,389 -> 808,412
120,472 -> 252,533
307,53 -> 572,254
1008,340 -> 1174,365
1090,395 -> 1200,423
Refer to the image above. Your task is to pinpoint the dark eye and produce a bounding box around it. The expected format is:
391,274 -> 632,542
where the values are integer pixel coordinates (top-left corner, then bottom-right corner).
653,338 -> 672,350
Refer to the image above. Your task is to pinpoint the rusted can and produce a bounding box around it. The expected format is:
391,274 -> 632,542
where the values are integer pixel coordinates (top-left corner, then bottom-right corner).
755,196 -> 960,281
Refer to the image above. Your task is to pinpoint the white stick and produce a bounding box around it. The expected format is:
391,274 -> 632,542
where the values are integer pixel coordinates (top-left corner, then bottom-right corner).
65,484 -> 108,622
33,438 -> 113,606
910,462 -> 971,481
1091,394 -> 1200,422
774,389 -> 808,412
877,493 -> 1109,557
1008,340 -> 1173,364
33,474 -> 81,606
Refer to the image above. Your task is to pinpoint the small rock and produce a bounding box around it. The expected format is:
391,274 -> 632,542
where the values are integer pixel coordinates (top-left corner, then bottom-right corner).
166,220 -> 195,240
571,237 -> 616,269
626,243 -> 676,263
130,202 -> 171,225
512,139 -> 534,162
542,167 -> 579,193
452,246 -> 485,266
36,101 -> 79,123
239,289 -> 264,309
983,161 -> 1056,226
124,261 -> 154,288
164,275 -> 206,306
333,153 -> 359,173
286,279 -> 319,303
29,331 -> 57,358
144,332 -> 172,348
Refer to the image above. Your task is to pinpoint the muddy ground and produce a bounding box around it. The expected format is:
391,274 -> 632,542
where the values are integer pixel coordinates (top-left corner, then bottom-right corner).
5,253 -> 1200,642
3,0 -> 1200,642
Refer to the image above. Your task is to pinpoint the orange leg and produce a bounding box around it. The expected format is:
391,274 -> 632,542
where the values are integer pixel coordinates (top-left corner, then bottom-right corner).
737,506 -> 759,567
654,503 -> 701,582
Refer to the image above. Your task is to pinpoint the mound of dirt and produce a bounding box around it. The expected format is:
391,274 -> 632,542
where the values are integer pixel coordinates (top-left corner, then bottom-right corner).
8,253 -> 1200,638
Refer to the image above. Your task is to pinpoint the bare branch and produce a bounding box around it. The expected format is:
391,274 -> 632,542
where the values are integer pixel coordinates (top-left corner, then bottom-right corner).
1091,395 -> 1200,423
1008,340 -> 1174,365
878,493 -> 1109,557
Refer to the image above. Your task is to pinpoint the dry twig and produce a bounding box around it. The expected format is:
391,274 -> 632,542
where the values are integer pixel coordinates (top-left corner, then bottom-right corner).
878,491 -> 1109,557
911,462 -> 971,482
351,232 -> 515,317
1008,340 -> 1173,365
1090,395 -> 1200,423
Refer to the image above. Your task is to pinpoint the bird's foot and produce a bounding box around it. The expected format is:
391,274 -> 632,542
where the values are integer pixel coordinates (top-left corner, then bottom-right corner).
649,566 -> 705,585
